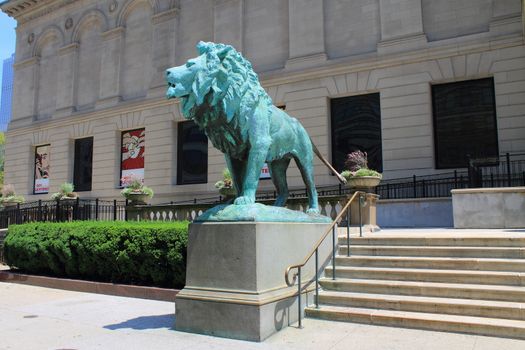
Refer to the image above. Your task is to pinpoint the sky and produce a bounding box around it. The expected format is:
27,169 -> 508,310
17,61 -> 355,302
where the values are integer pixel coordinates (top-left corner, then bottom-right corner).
0,11 -> 16,84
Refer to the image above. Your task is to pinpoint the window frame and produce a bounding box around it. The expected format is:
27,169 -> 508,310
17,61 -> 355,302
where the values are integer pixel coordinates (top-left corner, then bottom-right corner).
73,136 -> 94,192
176,120 -> 208,185
330,93 -> 383,173
431,77 -> 499,169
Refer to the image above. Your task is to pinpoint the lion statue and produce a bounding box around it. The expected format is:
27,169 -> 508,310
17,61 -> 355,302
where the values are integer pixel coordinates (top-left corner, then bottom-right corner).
166,41 -> 344,214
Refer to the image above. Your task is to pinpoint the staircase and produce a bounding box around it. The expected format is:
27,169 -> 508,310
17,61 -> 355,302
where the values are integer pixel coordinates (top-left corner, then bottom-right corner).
305,234 -> 525,339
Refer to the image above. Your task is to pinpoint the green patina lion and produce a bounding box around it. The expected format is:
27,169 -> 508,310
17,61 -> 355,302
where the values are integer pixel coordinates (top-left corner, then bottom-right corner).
166,42 -> 341,214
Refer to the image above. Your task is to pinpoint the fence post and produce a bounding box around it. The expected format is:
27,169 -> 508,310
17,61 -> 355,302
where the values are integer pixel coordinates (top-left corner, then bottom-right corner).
125,199 -> 129,221
74,197 -> 80,221
56,199 -> 60,222
413,175 -> 417,198
38,200 -> 42,221
95,198 -> 99,220
113,199 -> 117,221
16,203 -> 21,224
506,152 -> 511,187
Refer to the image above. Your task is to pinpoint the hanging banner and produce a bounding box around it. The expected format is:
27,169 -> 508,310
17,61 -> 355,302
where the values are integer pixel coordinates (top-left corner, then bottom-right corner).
260,163 -> 271,179
121,128 -> 145,185
34,144 -> 50,194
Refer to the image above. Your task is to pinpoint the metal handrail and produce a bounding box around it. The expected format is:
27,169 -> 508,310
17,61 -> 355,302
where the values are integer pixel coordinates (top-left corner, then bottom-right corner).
284,190 -> 366,328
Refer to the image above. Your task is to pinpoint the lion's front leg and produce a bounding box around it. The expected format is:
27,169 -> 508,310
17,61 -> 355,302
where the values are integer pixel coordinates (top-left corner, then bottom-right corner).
234,137 -> 270,205
234,103 -> 271,205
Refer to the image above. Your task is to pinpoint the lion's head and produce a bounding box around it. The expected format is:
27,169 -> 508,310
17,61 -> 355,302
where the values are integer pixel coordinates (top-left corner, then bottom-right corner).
165,42 -> 271,126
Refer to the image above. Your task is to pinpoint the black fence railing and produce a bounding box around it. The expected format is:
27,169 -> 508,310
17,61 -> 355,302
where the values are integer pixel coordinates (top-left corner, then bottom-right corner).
1,153 -> 524,228
0,198 -> 128,229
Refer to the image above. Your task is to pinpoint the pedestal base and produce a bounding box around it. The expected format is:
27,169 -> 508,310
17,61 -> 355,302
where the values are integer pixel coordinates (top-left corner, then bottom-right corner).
175,221 -> 332,341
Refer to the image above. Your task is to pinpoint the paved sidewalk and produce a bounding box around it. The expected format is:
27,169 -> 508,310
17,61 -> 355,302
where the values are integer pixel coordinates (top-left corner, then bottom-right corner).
1,282 -> 525,350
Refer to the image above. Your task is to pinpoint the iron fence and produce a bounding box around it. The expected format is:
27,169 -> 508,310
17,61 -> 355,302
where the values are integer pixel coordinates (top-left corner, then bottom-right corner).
1,153 -> 523,228
0,198 -> 128,229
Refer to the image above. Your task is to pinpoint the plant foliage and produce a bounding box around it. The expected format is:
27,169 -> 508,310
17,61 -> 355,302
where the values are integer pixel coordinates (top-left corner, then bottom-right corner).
3,221 -> 189,288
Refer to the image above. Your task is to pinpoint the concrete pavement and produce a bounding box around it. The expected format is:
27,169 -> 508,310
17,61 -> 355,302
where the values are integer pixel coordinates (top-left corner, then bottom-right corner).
1,282 -> 525,350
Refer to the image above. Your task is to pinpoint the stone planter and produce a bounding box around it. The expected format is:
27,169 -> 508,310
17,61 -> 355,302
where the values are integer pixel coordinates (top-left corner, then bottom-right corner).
346,176 -> 381,189
125,192 -> 151,205
219,187 -> 237,199
2,201 -> 20,208
59,197 -> 78,206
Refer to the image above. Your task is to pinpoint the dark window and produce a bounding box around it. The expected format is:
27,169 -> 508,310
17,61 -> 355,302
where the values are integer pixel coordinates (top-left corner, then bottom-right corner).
73,137 -> 93,192
331,93 -> 382,172
177,121 -> 208,185
432,78 -> 498,169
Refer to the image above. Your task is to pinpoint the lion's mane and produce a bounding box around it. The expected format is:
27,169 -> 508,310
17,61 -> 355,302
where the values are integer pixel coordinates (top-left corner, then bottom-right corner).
180,42 -> 272,142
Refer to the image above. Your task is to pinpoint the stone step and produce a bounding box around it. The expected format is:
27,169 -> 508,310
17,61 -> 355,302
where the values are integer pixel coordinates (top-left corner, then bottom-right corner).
324,266 -> 525,286
338,236 -> 525,247
319,278 -> 525,302
305,305 -> 525,339
339,245 -> 525,258
316,291 -> 525,320
335,255 -> 525,272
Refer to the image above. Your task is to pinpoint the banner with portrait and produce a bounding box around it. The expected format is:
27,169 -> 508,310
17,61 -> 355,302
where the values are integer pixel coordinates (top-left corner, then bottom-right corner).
34,144 -> 50,194
120,128 -> 145,185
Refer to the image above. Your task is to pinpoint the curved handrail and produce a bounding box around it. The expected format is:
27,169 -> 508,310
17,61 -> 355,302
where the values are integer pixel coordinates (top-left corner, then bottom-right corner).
284,190 -> 364,287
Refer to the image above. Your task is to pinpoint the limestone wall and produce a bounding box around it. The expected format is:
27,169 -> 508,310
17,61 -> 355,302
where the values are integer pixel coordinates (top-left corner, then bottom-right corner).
2,0 -> 524,202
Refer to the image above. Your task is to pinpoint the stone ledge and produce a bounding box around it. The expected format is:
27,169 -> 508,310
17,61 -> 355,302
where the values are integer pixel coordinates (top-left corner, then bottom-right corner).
452,187 -> 525,194
0,270 -> 179,302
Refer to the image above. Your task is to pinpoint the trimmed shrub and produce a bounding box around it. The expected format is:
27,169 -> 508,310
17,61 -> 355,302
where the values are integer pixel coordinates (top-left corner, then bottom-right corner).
3,221 -> 189,288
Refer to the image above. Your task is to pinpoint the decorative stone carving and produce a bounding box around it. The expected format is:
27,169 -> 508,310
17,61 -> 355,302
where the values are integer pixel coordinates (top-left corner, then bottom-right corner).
109,0 -> 118,13
65,17 -> 73,29
27,33 -> 34,44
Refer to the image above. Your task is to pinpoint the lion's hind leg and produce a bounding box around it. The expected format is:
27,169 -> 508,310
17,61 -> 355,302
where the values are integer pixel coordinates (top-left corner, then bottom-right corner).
269,158 -> 291,207
294,154 -> 320,215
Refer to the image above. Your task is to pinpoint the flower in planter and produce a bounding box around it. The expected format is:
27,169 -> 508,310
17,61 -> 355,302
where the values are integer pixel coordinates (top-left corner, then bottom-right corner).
120,174 -> 154,202
1,184 -> 25,205
50,182 -> 78,200
215,168 -> 237,198
341,151 -> 382,181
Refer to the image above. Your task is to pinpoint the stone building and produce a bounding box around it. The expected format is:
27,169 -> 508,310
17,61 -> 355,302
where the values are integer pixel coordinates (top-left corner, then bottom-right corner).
1,0 -> 524,202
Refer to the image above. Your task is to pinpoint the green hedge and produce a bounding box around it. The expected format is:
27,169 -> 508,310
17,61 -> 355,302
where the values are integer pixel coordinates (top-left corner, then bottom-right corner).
3,221 -> 189,288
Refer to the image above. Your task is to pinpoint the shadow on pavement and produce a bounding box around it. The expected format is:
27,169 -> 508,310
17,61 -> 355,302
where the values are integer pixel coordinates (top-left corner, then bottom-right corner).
104,314 -> 175,330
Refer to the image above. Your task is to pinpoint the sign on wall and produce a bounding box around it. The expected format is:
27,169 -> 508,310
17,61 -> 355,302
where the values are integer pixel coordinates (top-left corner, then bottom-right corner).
260,163 -> 271,180
34,144 -> 50,194
121,128 -> 145,185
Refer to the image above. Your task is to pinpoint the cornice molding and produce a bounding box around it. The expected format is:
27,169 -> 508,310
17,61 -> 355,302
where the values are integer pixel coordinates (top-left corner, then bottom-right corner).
101,26 -> 125,40
13,55 -> 39,69
57,42 -> 78,55
1,0 -> 78,24
152,7 -> 179,25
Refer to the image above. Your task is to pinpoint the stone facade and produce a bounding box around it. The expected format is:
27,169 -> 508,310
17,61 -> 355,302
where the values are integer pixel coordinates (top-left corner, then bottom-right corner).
1,0 -> 524,202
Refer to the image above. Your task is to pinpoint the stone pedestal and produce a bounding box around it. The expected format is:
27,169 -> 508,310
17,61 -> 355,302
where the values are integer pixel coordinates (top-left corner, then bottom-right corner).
175,221 -> 332,341
349,192 -> 380,233
452,187 -> 525,228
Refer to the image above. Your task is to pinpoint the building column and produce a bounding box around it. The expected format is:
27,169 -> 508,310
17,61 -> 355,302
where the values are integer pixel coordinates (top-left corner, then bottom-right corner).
55,43 -> 78,118
377,0 -> 428,55
489,0 -> 522,36
214,0 -> 243,52
97,27 -> 124,109
149,8 -> 180,93
285,0 -> 327,70
10,57 -> 38,128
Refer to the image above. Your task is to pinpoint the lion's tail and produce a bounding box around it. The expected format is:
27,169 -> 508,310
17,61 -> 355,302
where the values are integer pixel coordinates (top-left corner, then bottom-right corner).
310,138 -> 347,184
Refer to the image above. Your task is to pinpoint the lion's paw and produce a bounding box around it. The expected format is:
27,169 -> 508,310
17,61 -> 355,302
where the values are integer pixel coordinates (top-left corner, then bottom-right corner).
234,196 -> 255,205
306,208 -> 320,215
